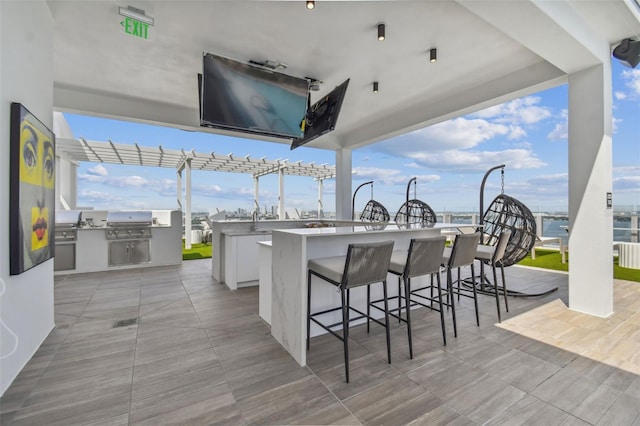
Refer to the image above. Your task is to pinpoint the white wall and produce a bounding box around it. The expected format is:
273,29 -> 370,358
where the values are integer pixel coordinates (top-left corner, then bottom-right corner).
0,1 -> 55,395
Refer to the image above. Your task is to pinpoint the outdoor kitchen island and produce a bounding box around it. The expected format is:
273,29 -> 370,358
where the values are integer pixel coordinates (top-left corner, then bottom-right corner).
54,209 -> 182,275
269,223 -> 464,366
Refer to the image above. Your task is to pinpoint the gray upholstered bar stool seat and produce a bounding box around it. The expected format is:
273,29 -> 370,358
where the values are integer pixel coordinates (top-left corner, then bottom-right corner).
475,230 -> 511,322
383,236 -> 448,353
441,232 -> 482,334
306,240 -> 394,383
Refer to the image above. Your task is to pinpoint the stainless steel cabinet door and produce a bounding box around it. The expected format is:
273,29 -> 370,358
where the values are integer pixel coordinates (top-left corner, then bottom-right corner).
109,241 -> 130,266
130,240 -> 150,264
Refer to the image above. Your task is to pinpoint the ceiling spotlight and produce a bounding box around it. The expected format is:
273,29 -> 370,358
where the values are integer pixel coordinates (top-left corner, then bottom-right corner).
118,5 -> 154,26
430,48 -> 437,63
373,82 -> 379,93
378,23 -> 385,41
306,1 -> 315,10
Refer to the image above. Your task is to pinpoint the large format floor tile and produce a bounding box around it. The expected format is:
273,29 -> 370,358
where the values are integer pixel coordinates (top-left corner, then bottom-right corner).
2,260 -> 640,425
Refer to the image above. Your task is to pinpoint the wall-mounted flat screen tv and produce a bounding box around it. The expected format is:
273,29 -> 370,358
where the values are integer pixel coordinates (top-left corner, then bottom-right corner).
200,53 -> 309,139
291,78 -> 349,150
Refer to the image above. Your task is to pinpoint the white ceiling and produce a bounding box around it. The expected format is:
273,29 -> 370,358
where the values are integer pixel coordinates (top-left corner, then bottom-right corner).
48,0 -> 640,151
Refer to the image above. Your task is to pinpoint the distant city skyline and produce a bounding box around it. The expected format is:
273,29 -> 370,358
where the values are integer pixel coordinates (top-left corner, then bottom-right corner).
65,61 -> 639,215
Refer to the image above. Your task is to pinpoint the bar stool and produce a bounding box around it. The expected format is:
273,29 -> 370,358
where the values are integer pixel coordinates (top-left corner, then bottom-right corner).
383,236 -> 447,354
475,230 -> 511,322
441,232 -> 481,334
306,240 -> 394,383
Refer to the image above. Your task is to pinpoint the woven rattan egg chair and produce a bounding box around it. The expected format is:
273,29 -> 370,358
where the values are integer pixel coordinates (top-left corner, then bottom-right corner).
474,165 -> 557,298
394,177 -> 437,227
353,181 -> 390,223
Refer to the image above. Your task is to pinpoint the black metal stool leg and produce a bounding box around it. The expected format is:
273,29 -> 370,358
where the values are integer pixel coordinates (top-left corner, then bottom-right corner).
471,264 -> 479,326
404,276 -> 413,359
492,263 -> 501,323
382,280 -> 391,364
341,289 -> 349,383
500,263 -> 509,312
398,276 -> 403,323
366,285 -> 370,333
447,268 -> 457,337
307,270 -> 312,350
436,272 -> 446,345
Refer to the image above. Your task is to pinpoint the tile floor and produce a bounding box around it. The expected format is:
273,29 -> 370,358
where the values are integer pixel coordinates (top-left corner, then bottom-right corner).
1,259 -> 640,425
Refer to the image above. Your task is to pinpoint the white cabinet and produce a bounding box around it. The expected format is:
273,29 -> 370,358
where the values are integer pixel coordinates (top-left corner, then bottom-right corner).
223,233 -> 269,290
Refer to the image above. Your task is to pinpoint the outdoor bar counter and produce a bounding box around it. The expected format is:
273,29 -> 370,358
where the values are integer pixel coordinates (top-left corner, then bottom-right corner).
269,223 -> 464,366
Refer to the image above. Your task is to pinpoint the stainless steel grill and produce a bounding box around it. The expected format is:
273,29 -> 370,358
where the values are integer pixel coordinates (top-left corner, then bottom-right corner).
55,210 -> 82,242
105,211 -> 152,240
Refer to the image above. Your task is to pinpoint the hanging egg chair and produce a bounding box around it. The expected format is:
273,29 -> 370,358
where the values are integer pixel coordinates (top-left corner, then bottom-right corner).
481,193 -> 537,266
394,199 -> 437,226
361,199 -> 390,223
352,181 -> 390,223
394,177 -> 437,227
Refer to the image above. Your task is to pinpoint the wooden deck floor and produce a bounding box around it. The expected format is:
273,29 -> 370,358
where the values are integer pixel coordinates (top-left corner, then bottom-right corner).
1,260 -> 639,425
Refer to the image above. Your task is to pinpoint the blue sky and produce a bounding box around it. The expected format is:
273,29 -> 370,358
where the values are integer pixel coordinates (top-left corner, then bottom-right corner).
65,61 -> 639,214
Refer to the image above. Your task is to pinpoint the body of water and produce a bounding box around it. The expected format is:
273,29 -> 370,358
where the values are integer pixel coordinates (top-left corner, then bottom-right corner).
446,215 -> 637,244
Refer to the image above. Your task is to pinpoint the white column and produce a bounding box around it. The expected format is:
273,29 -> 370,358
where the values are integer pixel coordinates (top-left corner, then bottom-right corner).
176,169 -> 183,210
335,149 -> 352,220
253,176 -> 260,219
568,63 -> 613,317
278,167 -> 285,220
185,158 -> 192,249
317,179 -> 324,219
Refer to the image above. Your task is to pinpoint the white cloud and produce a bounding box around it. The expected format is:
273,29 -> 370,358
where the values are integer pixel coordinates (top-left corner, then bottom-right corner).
406,149 -> 546,172
622,69 -> 640,97
548,122 -> 567,141
472,96 -> 552,125
614,165 -> 640,175
508,126 -> 527,140
614,175 -> 640,192
78,189 -> 122,202
108,175 -> 150,188
527,173 -> 568,186
387,117 -> 510,153
87,165 -> 108,176
547,109 -> 568,141
614,91 -> 627,100
353,167 -> 440,186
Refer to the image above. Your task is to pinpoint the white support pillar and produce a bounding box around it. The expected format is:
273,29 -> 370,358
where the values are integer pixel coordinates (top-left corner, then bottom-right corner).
335,149 -> 352,220
317,179 -> 324,219
568,63 -> 613,317
185,158 -> 192,249
253,176 -> 260,219
278,167 -> 285,220
176,169 -> 183,210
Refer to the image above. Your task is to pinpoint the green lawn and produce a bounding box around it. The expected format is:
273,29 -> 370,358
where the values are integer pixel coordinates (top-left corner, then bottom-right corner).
518,248 -> 640,282
182,241 -> 212,260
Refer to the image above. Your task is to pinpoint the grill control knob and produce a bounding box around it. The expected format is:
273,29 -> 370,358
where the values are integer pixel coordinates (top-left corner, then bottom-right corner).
62,231 -> 67,238
127,230 -> 132,235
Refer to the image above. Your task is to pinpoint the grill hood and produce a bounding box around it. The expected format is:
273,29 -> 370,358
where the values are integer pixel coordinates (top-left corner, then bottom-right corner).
106,211 -> 152,227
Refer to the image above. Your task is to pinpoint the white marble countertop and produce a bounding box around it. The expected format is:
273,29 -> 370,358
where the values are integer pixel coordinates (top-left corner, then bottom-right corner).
257,241 -> 272,247
223,230 -> 273,236
273,222 -> 476,237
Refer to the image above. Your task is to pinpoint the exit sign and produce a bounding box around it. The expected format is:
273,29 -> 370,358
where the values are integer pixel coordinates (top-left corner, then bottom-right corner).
121,17 -> 150,39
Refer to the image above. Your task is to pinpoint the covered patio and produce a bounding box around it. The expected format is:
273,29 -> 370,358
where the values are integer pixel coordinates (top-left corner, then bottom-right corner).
2,0 -> 640,412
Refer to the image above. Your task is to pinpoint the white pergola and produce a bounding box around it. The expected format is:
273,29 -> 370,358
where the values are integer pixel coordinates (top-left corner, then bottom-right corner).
56,137 -> 336,248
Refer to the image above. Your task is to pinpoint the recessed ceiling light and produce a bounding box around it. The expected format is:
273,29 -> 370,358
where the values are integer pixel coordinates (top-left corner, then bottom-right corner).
430,48 -> 437,63
373,82 -> 379,93
378,23 -> 385,41
306,1 -> 315,10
